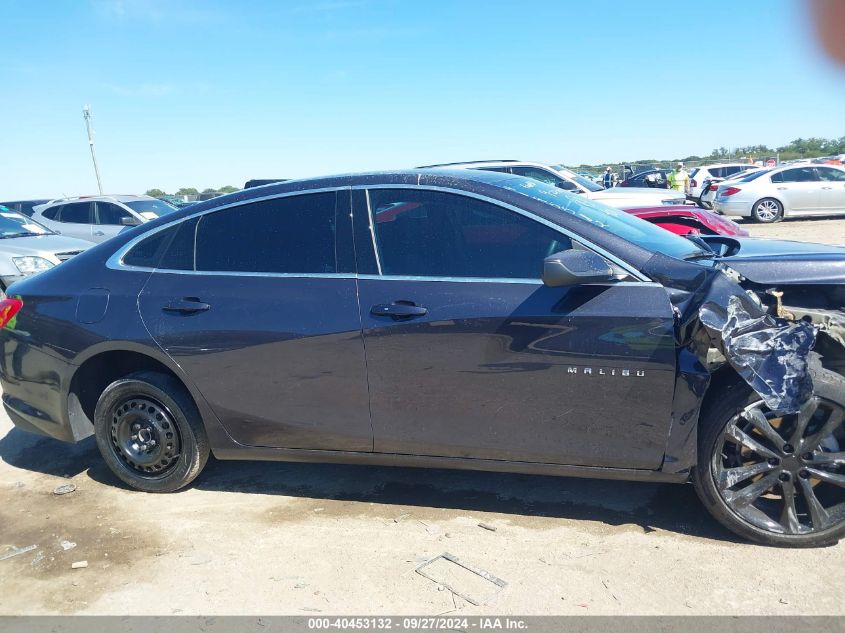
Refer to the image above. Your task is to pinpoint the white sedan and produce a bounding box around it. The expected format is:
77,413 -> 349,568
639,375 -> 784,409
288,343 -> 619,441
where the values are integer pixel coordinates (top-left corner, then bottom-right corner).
714,164 -> 845,222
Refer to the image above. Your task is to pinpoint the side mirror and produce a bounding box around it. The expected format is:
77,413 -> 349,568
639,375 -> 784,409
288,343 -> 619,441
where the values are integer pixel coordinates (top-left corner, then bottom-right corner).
120,216 -> 141,226
556,181 -> 578,191
542,250 -> 615,287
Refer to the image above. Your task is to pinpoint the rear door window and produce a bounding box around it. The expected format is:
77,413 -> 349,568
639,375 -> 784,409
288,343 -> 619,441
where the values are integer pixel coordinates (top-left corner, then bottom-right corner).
58,202 -> 93,223
817,168 -> 845,182
779,167 -> 819,183
194,192 -> 338,274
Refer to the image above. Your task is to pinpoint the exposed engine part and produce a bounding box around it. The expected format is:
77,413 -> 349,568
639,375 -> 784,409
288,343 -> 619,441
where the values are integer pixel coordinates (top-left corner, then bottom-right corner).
784,304 -> 845,348
765,289 -> 795,320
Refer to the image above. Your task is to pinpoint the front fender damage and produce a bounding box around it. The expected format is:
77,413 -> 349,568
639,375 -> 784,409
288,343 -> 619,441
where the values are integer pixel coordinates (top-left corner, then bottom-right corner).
698,281 -> 816,414
643,254 -> 833,474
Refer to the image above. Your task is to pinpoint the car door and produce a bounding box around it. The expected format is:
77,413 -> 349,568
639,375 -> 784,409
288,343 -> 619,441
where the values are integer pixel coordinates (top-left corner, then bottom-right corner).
353,187 -> 677,469
94,202 -> 137,242
816,167 -> 845,212
771,167 -> 822,213
135,189 -> 373,451
54,201 -> 94,241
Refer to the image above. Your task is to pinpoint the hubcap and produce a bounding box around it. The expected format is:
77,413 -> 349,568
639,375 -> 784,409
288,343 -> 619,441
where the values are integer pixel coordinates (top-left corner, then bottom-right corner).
109,397 -> 181,477
714,398 -> 845,535
755,200 -> 779,221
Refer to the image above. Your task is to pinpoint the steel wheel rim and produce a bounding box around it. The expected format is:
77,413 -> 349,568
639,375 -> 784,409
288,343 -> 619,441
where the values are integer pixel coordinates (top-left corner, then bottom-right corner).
755,200 -> 779,221
109,396 -> 182,478
713,398 -> 845,536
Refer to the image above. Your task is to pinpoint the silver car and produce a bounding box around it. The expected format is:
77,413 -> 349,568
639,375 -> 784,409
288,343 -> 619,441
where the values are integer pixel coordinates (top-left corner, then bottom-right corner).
31,195 -> 178,244
0,206 -> 92,296
714,164 -> 845,223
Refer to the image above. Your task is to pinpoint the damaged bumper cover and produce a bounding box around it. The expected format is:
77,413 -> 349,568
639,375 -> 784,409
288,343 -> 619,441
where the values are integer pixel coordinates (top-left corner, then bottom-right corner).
699,291 -> 816,414
645,255 -> 819,416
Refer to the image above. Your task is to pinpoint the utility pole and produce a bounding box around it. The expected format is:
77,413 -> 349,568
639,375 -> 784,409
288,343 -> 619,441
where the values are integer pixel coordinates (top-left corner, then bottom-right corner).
82,105 -> 104,194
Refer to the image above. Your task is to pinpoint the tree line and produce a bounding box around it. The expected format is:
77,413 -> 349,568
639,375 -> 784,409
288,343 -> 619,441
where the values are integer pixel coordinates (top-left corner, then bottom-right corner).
145,186 -> 239,197
575,136 -> 845,172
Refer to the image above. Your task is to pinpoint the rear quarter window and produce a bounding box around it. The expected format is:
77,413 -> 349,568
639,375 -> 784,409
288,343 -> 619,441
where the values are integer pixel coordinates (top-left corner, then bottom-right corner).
123,217 -> 197,270
41,205 -> 62,220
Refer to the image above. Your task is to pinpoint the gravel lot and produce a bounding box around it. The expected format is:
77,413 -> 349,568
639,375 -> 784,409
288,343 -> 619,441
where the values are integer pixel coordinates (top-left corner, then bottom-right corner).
2,216 -> 845,616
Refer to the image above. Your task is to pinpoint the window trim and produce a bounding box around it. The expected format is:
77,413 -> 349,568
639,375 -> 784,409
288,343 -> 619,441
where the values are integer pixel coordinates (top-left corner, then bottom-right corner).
107,184 -> 648,283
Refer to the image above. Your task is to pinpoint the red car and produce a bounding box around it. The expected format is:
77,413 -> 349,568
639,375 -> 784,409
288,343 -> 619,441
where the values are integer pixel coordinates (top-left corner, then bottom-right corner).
623,205 -> 749,237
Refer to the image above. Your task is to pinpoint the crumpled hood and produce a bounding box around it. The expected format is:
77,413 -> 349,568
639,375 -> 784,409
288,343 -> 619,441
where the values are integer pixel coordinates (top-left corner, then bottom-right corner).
721,238 -> 845,285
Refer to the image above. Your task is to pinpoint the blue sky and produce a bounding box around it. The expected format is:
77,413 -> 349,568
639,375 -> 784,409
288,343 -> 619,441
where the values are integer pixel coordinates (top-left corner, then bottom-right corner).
2,0 -> 844,197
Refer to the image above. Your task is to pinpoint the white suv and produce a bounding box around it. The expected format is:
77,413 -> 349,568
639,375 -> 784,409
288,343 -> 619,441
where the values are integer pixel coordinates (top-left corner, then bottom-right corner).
688,163 -> 759,204
32,195 -> 178,244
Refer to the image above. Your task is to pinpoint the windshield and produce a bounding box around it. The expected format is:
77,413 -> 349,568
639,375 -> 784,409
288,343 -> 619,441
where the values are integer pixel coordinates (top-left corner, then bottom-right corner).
0,207 -> 53,238
125,199 -> 178,217
553,165 -> 604,192
503,179 -> 706,260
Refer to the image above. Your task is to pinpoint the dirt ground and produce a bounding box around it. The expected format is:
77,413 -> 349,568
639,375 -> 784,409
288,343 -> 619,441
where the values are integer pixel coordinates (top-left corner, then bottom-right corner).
744,215 -> 845,243
2,216 -> 845,616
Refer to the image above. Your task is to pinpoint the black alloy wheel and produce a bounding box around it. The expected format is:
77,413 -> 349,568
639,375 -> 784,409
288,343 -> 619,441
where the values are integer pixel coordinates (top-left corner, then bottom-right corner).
714,399 -> 845,536
695,356 -> 845,546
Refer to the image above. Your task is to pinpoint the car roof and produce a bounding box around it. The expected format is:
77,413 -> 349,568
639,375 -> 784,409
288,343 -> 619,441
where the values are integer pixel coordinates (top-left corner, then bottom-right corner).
40,194 -> 154,207
415,159 -> 521,168
198,169 -> 519,202
696,163 -> 756,169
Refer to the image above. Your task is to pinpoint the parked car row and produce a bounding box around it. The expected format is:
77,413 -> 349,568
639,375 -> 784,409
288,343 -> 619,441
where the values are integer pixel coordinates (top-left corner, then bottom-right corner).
688,163 -> 760,206
0,205 -> 91,296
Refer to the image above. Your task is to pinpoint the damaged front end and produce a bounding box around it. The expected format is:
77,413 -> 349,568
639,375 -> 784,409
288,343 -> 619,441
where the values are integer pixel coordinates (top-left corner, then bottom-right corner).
644,253 -> 845,473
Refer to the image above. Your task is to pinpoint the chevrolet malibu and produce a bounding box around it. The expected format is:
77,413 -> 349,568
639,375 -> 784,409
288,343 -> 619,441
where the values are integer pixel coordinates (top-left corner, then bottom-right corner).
2,170 -> 845,547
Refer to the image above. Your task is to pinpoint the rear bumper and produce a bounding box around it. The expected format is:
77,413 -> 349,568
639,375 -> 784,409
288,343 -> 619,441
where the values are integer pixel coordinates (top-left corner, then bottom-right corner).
0,330 -> 86,442
714,199 -> 752,217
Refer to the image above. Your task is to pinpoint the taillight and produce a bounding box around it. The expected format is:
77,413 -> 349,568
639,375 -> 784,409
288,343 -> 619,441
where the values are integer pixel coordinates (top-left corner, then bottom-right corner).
691,179 -> 698,188
721,187 -> 741,197
0,298 -> 23,328
709,183 -> 719,191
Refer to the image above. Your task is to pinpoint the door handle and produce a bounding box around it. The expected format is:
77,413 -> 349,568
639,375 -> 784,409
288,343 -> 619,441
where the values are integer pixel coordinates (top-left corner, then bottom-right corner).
370,301 -> 428,320
93,231 -> 105,236
776,187 -> 787,190
822,186 -> 833,190
162,297 -> 210,314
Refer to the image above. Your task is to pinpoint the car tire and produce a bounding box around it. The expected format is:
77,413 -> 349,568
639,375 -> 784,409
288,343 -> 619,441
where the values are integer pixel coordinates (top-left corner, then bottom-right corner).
93,370 -> 210,493
750,198 -> 783,223
694,355 -> 845,547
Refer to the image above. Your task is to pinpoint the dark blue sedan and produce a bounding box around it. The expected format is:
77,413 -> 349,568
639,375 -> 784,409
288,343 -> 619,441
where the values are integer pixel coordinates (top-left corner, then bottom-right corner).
2,169 -> 845,547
